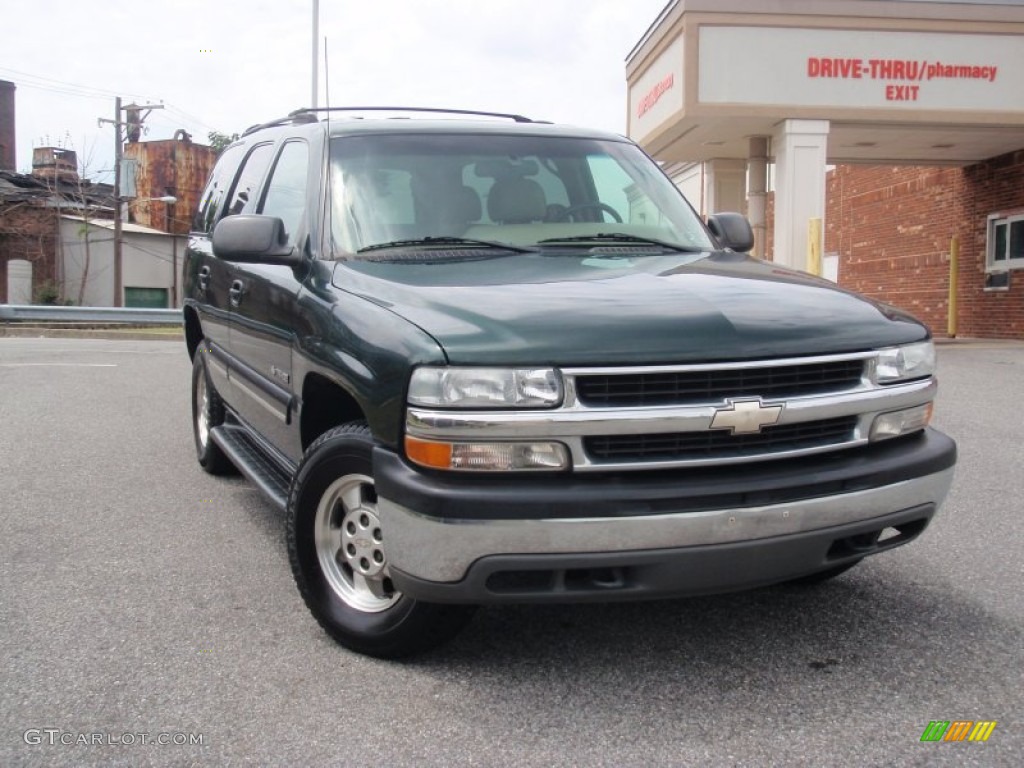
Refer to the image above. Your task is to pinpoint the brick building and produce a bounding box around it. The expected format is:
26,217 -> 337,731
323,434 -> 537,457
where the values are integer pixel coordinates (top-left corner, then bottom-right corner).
0,162 -> 112,303
750,154 -> 1024,339
820,153 -> 1024,339
628,0 -> 1024,340
0,182 -> 59,303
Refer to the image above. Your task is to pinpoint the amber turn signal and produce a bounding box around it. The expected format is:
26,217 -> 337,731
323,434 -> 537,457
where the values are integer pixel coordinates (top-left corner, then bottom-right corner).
405,436 -> 454,469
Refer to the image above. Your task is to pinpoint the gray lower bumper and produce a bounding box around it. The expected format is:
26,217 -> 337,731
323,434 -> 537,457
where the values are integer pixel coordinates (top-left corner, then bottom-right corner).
378,468 -> 954,601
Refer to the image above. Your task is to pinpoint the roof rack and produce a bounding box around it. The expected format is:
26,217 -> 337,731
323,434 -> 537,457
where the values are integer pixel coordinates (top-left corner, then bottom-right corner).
241,112 -> 319,137
286,106 -> 537,123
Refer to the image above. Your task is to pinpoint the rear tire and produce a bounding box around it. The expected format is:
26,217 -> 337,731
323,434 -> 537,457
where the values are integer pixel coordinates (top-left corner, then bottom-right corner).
286,422 -> 476,658
191,347 -> 236,475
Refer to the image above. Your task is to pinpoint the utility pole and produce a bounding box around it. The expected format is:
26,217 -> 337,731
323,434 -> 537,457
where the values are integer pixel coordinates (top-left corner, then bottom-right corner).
312,0 -> 319,108
98,98 -> 163,307
112,96 -> 123,306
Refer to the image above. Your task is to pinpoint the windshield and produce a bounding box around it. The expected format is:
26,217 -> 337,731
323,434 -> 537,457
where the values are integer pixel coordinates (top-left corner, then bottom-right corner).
328,133 -> 714,258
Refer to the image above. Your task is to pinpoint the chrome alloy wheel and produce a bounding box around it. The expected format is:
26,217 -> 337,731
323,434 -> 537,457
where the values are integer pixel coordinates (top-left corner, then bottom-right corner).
314,474 -> 399,613
195,373 -> 210,449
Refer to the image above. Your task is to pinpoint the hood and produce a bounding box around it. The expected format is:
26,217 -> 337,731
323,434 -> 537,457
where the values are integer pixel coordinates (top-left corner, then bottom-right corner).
332,251 -> 928,365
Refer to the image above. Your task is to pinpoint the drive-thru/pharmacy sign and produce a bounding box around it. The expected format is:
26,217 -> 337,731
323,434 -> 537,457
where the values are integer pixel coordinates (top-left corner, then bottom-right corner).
698,27 -> 1022,112
806,57 -> 999,102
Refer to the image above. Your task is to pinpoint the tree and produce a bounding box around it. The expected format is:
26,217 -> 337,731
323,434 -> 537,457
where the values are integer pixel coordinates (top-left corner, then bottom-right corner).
208,131 -> 240,155
69,143 -> 101,305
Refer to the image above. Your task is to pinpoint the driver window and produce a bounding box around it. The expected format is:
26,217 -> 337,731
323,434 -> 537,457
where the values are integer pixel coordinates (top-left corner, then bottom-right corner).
259,141 -> 309,245
225,143 -> 273,217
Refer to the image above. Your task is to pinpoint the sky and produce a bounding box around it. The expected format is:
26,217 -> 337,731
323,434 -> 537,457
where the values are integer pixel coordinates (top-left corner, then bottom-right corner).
1,0 -> 670,183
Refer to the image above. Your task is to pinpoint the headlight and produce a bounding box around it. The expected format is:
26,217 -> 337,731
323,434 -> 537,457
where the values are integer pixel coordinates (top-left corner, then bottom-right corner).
408,367 -> 562,408
875,341 -> 935,383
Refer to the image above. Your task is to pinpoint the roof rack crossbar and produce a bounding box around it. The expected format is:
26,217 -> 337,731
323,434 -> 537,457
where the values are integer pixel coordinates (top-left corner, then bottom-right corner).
287,106 -> 536,123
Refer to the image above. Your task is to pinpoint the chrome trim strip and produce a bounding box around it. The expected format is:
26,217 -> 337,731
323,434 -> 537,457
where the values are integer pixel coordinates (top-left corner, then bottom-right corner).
230,373 -> 289,422
559,350 -> 877,376
379,468 -> 954,583
406,378 -> 935,439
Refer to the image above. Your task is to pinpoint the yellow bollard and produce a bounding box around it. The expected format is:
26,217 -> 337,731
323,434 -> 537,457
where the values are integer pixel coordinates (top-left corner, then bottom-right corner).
948,236 -> 959,338
807,218 -> 822,276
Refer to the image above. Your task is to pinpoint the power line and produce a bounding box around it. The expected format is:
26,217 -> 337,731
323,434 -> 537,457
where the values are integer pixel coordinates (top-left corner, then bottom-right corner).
1,66 -> 234,137
9,81 -> 113,102
160,104 -> 223,134
0,66 -> 149,102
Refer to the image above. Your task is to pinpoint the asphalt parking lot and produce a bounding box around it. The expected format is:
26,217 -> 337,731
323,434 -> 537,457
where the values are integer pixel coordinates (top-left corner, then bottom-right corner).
0,336 -> 1021,767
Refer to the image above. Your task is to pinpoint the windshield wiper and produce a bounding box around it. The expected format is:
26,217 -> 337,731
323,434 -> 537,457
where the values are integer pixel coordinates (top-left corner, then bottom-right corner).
536,233 -> 704,253
358,236 -> 537,254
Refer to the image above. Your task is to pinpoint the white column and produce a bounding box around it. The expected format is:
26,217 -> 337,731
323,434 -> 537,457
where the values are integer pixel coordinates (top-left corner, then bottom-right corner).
703,158 -> 747,215
667,162 -> 705,216
747,137 -> 769,259
772,119 -> 829,270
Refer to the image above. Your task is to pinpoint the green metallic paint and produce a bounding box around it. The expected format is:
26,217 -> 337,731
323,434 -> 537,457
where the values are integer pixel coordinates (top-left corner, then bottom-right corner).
330,251 -> 929,367
291,260 -> 446,452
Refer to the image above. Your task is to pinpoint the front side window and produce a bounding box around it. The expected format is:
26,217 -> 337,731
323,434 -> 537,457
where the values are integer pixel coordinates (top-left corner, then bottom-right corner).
987,213 -> 1024,270
193,143 -> 245,233
328,133 -> 713,257
259,141 -> 309,245
225,143 -> 274,218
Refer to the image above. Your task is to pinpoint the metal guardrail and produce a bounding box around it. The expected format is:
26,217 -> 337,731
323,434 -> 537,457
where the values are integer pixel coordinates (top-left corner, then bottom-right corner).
0,305 -> 183,325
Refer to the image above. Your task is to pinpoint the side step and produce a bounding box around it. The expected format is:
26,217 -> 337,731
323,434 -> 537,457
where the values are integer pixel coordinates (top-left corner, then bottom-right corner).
211,424 -> 295,511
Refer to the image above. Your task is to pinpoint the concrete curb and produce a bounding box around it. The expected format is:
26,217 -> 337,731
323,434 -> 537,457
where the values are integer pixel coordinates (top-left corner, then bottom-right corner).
0,326 -> 183,342
934,337 -> 1024,348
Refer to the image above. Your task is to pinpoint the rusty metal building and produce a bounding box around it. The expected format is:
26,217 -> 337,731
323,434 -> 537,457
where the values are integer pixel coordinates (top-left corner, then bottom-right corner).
123,130 -> 216,235
31,147 -> 79,184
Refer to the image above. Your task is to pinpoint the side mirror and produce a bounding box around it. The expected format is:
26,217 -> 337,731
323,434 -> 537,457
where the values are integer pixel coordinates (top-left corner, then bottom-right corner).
212,215 -> 303,266
707,212 -> 754,253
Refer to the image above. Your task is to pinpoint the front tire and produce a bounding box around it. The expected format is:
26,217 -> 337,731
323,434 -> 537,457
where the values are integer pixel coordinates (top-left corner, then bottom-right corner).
286,423 -> 476,658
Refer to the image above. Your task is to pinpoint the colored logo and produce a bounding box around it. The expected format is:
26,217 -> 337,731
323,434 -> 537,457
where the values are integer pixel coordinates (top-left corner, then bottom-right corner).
920,721 -> 997,742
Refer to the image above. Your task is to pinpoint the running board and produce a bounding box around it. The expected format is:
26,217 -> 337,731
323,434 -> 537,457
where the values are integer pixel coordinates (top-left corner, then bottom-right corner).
211,424 -> 295,511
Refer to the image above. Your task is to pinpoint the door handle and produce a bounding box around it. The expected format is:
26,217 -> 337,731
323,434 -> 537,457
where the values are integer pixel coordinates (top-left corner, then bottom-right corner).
198,265 -> 211,292
229,279 -> 246,307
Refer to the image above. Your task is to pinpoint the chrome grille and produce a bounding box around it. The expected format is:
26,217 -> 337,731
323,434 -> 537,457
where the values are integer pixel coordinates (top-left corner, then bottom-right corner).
574,359 -> 865,407
584,416 -> 858,463
406,352 -> 937,472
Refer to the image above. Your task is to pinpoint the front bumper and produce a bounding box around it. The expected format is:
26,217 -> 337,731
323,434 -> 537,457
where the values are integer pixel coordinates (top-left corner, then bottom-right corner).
374,429 -> 956,603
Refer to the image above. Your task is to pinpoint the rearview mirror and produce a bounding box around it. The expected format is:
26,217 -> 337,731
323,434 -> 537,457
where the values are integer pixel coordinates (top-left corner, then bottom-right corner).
212,215 -> 303,266
707,213 -> 754,253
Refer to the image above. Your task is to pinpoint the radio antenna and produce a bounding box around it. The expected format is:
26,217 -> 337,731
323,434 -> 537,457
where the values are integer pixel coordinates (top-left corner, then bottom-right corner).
324,36 -> 332,257
324,37 -> 331,112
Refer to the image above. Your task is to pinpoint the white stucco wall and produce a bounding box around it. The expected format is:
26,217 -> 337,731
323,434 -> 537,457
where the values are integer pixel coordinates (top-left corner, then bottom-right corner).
60,217 -> 179,306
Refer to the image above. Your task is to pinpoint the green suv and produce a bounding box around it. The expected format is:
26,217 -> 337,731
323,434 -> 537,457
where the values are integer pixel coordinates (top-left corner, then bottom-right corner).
183,107 -> 956,657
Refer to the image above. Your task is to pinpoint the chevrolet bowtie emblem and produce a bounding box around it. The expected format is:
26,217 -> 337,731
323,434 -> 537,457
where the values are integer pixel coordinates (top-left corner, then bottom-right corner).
710,399 -> 783,434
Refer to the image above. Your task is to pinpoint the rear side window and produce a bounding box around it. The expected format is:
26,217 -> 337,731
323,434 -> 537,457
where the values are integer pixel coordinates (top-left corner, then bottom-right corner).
259,141 -> 309,245
224,143 -> 274,217
192,143 -> 245,233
